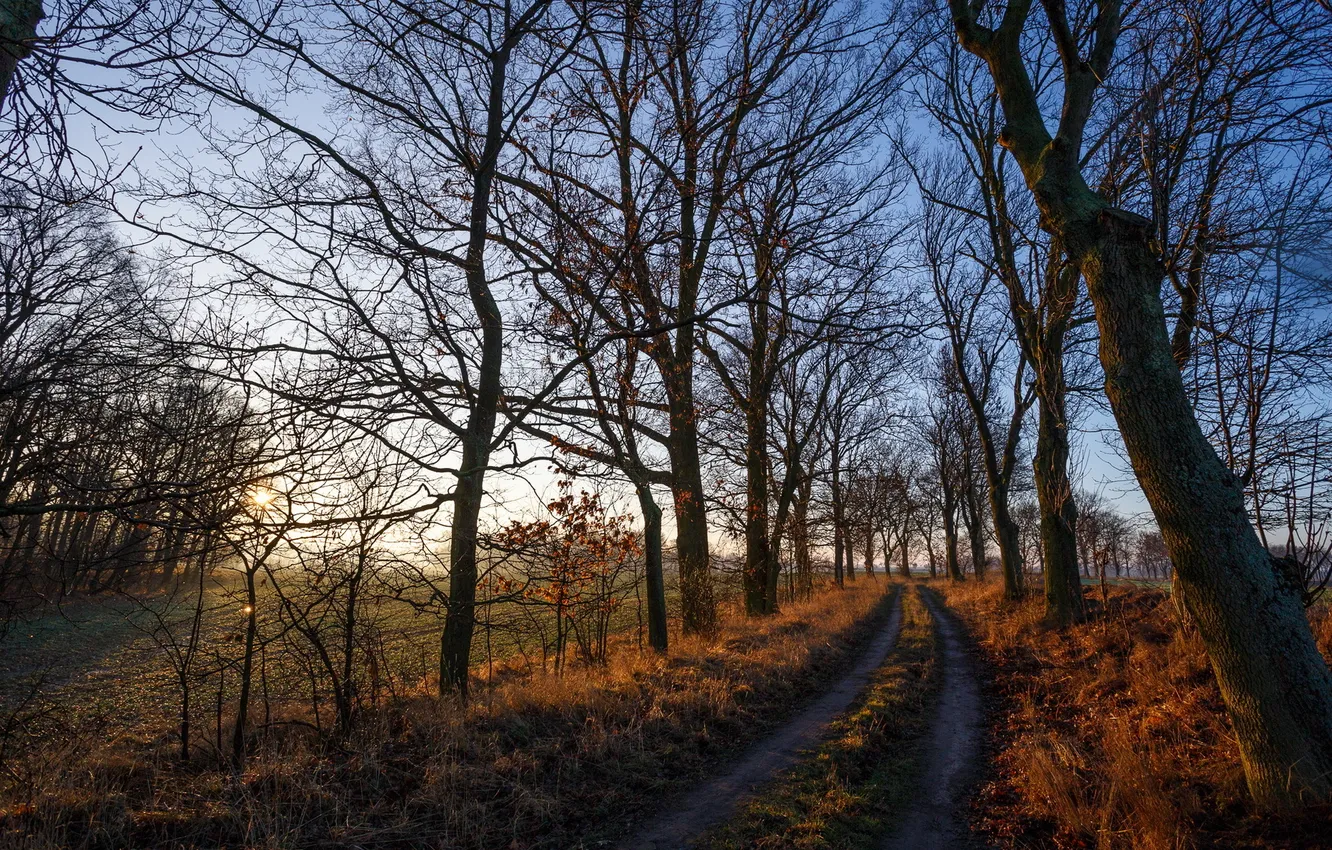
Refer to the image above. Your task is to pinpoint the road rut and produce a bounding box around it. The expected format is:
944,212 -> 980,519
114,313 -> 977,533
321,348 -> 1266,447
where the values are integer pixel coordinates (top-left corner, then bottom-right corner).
881,586 -> 986,850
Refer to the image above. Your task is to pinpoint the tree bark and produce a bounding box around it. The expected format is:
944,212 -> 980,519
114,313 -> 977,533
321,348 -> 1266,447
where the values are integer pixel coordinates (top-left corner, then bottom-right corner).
1034,390 -> 1083,624
637,483 -> 669,652
670,410 -> 715,633
0,0 -> 41,113
743,383 -> 772,615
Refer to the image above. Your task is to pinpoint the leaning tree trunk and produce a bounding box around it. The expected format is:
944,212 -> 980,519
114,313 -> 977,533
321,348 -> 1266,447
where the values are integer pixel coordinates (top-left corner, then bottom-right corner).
949,0 -> 1332,805
1070,209 -> 1332,804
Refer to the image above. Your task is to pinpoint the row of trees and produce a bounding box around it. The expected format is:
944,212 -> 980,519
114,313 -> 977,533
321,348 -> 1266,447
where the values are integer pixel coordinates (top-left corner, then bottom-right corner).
2,0 -> 1332,810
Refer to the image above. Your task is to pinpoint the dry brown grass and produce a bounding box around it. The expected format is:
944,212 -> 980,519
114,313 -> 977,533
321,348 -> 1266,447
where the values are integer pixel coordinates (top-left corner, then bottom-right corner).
942,579 -> 1332,850
0,579 -> 893,850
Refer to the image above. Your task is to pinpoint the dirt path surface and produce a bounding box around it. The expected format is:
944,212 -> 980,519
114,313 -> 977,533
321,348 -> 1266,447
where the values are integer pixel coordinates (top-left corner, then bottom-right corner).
625,588 -> 905,850
882,586 -> 986,850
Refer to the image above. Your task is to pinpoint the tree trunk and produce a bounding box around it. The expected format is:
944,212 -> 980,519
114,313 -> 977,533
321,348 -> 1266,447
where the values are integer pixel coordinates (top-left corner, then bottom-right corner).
961,488 -> 986,581
743,398 -> 772,614
439,396 -> 496,699
438,46 -> 510,698
672,465 -> 714,633
991,491 -> 1024,599
636,483 -> 668,652
793,477 -> 813,599
1033,320 -> 1083,624
844,525 -> 855,582
0,0 -> 41,113
1072,209 -> 1332,805
1035,402 -> 1083,624
831,447 -> 845,587
863,524 -> 874,577
944,506 -> 963,582
899,511 -> 911,579
232,567 -> 258,767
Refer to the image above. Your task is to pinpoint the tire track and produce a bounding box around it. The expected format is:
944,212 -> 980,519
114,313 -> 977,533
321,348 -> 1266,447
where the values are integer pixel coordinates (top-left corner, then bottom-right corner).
881,585 -> 987,850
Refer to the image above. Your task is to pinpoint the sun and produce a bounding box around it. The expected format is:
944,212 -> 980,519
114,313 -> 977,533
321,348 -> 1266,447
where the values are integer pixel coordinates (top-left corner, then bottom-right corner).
249,487 -> 276,508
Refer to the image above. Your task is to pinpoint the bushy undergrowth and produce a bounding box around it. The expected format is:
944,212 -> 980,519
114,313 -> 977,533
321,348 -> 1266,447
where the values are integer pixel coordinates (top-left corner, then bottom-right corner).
0,580 -> 893,850
944,580 -> 1332,850
695,584 -> 938,850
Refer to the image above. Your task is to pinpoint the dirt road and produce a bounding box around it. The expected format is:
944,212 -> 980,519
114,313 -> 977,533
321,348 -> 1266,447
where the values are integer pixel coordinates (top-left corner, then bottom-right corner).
625,588 -> 906,850
881,586 -> 986,850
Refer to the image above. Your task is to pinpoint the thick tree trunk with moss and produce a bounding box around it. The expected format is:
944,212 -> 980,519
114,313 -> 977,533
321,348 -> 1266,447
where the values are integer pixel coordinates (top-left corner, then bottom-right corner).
949,0 -> 1332,805
0,0 -> 41,111
1073,209 -> 1332,803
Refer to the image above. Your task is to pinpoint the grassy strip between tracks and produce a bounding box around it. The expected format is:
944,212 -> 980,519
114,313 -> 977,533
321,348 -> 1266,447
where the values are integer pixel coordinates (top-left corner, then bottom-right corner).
694,584 -> 940,850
